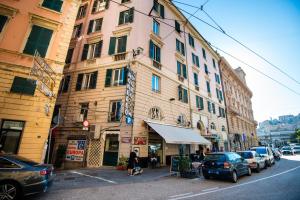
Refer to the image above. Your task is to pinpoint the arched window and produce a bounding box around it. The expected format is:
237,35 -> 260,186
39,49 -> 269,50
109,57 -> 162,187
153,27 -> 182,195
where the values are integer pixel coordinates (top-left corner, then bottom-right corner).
177,114 -> 187,126
210,122 -> 216,130
148,107 -> 163,120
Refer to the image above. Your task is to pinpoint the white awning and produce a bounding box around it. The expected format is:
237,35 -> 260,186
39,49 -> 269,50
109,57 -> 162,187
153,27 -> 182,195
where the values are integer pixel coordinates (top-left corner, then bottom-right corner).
146,121 -> 211,145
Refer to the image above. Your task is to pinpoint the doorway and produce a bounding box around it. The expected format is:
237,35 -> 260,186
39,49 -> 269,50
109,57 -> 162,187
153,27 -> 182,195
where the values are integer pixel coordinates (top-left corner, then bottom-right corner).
148,132 -> 163,165
103,134 -> 119,166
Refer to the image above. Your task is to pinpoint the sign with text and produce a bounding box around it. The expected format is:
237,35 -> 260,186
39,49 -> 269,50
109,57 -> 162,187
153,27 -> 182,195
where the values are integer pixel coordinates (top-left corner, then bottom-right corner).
65,140 -> 86,162
134,137 -> 147,145
124,67 -> 136,125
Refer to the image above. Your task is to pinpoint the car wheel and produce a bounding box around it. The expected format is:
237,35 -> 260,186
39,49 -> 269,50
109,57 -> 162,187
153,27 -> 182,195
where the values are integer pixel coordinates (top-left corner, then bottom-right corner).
0,182 -> 21,200
231,171 -> 238,183
268,160 -> 272,167
247,167 -> 252,176
256,164 -> 261,173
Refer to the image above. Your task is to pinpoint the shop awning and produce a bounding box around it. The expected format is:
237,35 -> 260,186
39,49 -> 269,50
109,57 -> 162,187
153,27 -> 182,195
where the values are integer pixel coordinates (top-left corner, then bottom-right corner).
146,121 -> 211,145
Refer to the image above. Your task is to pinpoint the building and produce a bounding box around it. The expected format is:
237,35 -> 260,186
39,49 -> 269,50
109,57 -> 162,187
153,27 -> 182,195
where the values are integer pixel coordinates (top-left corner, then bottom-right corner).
219,57 -> 257,151
0,0 -> 80,162
52,0 -> 228,168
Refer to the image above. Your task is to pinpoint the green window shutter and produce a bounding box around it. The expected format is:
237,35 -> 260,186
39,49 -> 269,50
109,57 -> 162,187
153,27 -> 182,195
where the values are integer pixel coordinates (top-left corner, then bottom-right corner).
183,89 -> 188,103
87,20 -> 93,34
176,39 -> 180,52
119,11 -> 124,25
194,73 -> 198,85
160,4 -> 165,18
76,73 -> 83,91
182,64 -> 187,79
129,7 -> 134,23
156,46 -> 161,62
118,36 -> 127,53
89,71 -> 98,89
153,0 -> 159,12
105,69 -> 113,87
11,77 -> 36,96
81,44 -> 89,60
196,56 -> 199,67
219,107 -> 221,116
149,40 -> 154,59
216,88 -> 219,99
212,103 -> 216,114
42,0 -> 63,12
177,61 -> 181,75
196,96 -> 199,108
208,102 -> 211,112
175,20 -> 180,33
108,37 -> 116,55
220,90 -> 223,100
181,42 -> 185,55
94,40 -> 103,58
121,67 -> 128,85
178,86 -> 182,101
200,97 -> 204,110
62,75 -> 71,92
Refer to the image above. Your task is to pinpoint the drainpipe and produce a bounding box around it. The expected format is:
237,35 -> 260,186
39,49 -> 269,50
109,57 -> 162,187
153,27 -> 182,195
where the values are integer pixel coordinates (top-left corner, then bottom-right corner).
218,59 -> 231,152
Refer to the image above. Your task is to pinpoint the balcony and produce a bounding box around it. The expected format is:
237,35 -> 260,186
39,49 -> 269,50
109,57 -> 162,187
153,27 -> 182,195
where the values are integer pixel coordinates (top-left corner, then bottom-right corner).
114,52 -> 127,61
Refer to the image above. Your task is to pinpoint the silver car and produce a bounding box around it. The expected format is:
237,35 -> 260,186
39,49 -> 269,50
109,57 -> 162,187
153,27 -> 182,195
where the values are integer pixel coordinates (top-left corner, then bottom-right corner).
237,151 -> 266,172
281,146 -> 295,155
250,146 -> 275,167
293,146 -> 300,154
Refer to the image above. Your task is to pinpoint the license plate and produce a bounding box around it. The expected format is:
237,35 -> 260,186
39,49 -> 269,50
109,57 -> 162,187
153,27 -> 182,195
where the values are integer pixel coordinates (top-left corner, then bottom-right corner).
208,170 -> 219,174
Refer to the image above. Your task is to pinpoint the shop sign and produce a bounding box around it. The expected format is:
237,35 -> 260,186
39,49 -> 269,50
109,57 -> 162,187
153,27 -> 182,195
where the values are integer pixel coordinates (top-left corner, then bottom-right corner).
124,67 -> 136,125
134,137 -> 147,145
121,137 -> 131,143
29,50 -> 56,98
65,140 -> 86,162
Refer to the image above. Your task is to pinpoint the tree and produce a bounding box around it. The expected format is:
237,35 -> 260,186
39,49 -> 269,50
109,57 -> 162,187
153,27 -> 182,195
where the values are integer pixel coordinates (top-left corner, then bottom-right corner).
294,128 -> 300,143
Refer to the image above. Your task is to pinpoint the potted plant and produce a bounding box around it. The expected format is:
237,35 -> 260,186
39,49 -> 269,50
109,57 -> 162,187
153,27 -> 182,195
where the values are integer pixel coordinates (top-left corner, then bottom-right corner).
116,155 -> 128,170
178,156 -> 195,178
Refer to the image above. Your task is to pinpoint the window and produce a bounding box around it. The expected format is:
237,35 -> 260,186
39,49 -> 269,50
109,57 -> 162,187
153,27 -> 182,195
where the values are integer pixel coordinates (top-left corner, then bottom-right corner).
10,77 -> 36,96
212,103 -> 216,114
0,158 -> 20,169
105,67 -> 128,87
188,33 -> 194,47
0,120 -> 25,154
149,107 -> 162,120
58,75 -> 71,93
80,103 -> 89,121
219,107 -> 226,118
213,58 -> 216,68
118,8 -> 134,25
210,122 -> 216,130
192,53 -> 199,67
152,74 -> 160,92
175,20 -> 181,33
108,36 -> 127,55
0,15 -> 8,33
206,81 -> 211,94
23,25 -> 53,57
51,104 -> 61,124
75,71 -> 98,91
215,73 -> 220,84
153,0 -> 165,18
193,72 -> 198,86
204,64 -> 209,75
42,0 -> 63,12
81,41 -> 103,60
65,48 -> 74,64
177,61 -> 187,79
72,24 -> 82,38
207,101 -> 212,113
178,85 -> 188,103
196,96 -> 204,110
109,101 -> 122,122
77,4 -> 87,19
92,0 -> 108,13
153,19 -> 160,36
216,88 -> 223,101
202,48 -> 206,59
87,18 -> 103,34
149,40 -> 161,64
222,125 -> 226,131
176,39 -> 185,55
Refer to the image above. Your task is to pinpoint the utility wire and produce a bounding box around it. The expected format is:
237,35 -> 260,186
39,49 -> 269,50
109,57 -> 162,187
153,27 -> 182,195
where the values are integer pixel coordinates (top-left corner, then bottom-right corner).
171,0 -> 300,85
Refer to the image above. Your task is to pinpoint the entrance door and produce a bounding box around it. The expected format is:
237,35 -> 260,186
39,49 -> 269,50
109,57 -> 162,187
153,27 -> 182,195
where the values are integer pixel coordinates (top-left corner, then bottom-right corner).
103,135 -> 119,166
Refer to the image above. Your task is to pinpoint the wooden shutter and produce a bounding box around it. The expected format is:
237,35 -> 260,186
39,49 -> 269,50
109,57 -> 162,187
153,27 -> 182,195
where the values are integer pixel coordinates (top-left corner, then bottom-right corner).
200,97 -> 204,110
108,37 -> 116,55
89,71 -> 98,89
175,20 -> 180,33
81,44 -> 89,60
177,61 -> 181,75
121,67 -> 128,85
129,7 -> 134,23
105,69 -> 113,87
178,86 -> 182,101
212,103 -> 216,114
149,40 -> 154,59
182,64 -> 187,79
94,40 -> 103,58
119,11 -> 124,25
160,4 -> 165,18
183,89 -> 188,103
196,96 -> 199,108
42,0 -> 63,12
117,36 -> 127,53
153,0 -> 158,12
62,75 -> 71,92
10,77 -> 36,96
181,42 -> 185,55
156,46 -> 161,62
76,73 -> 83,91
87,20 -> 94,34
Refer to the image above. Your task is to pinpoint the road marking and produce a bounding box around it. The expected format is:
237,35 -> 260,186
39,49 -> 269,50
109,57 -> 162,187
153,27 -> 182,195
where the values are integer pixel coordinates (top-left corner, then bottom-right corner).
169,193 -> 193,198
168,165 -> 300,200
202,187 -> 219,192
71,171 -> 117,184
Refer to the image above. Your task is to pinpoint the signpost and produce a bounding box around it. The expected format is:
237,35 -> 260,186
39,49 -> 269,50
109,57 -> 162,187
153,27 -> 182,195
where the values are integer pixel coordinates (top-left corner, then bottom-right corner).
82,120 -> 89,131
124,66 -> 136,125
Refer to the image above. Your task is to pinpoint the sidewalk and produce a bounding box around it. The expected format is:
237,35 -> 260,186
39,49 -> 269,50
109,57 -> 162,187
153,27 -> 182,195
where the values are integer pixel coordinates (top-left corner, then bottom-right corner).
50,166 -> 172,191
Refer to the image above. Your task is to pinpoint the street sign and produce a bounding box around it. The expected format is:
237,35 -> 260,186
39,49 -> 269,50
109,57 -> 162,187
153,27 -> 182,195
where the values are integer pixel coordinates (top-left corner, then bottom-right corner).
124,66 -> 136,125
83,120 -> 89,127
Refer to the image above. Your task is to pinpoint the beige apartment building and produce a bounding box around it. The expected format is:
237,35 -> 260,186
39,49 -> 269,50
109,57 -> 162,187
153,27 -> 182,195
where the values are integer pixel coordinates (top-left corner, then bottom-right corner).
219,57 -> 258,151
52,0 -> 228,168
0,0 -> 80,162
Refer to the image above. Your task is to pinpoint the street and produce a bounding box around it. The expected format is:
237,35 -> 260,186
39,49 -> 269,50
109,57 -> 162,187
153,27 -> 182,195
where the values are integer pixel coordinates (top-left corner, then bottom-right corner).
31,155 -> 300,200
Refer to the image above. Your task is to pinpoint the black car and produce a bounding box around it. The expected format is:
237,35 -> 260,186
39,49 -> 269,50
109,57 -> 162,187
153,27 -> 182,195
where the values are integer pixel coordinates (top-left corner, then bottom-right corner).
0,154 -> 54,200
202,152 -> 251,183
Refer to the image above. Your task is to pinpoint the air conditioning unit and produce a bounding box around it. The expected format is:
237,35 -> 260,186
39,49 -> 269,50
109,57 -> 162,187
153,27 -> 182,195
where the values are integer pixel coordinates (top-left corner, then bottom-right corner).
77,114 -> 84,122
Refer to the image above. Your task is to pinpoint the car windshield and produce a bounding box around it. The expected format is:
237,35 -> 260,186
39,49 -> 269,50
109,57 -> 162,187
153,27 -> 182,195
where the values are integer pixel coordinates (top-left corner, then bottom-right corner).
10,155 -> 39,166
253,148 -> 267,154
237,152 -> 253,159
204,154 -> 226,162
282,147 -> 291,150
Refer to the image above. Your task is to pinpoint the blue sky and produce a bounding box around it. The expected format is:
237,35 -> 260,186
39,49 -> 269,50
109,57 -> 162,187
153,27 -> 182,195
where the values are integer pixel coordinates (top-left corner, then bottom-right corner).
173,0 -> 300,122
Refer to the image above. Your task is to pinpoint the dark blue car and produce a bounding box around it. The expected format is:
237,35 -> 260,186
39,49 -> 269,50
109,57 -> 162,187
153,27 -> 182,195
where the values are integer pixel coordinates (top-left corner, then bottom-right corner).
0,154 -> 54,200
202,152 -> 251,183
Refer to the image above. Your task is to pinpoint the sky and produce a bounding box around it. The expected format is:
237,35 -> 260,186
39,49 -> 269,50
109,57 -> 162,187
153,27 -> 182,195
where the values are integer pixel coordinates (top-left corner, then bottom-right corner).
173,0 -> 300,123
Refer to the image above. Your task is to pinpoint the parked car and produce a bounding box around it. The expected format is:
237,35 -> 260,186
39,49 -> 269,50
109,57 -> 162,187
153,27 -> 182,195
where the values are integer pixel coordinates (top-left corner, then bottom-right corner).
0,154 -> 54,200
250,146 -> 275,167
272,148 -> 281,161
202,152 -> 251,183
281,146 -> 295,155
236,151 -> 266,172
293,146 -> 300,154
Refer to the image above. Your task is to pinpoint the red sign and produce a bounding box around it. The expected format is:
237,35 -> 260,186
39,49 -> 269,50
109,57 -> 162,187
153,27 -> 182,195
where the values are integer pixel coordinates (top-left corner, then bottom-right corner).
134,137 -> 147,145
83,120 -> 89,127
121,137 -> 131,143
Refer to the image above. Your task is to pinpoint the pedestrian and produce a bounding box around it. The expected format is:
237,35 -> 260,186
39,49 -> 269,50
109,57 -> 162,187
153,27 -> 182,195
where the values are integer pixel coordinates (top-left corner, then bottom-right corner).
127,151 -> 137,176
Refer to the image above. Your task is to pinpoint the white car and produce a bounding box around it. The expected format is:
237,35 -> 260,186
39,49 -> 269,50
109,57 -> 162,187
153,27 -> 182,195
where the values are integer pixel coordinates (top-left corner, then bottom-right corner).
251,146 -> 275,167
281,146 -> 295,155
237,151 -> 266,172
293,146 -> 300,155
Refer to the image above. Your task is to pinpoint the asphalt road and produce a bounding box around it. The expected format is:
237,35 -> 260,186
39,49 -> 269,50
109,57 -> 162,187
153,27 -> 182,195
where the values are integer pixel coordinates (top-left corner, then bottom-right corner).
32,155 -> 300,200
